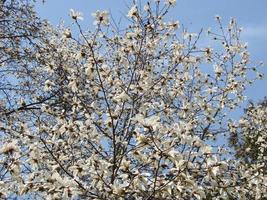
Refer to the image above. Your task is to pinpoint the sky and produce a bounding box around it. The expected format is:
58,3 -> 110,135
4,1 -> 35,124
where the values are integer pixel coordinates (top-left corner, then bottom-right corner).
35,0 -> 267,118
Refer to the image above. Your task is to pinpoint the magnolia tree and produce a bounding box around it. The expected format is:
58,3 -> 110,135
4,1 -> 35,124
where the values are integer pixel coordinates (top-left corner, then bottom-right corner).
0,0 -> 266,199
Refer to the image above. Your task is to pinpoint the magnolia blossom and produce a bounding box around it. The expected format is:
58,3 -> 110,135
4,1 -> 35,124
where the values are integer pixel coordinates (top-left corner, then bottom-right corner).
127,5 -> 138,18
68,79 -> 78,92
92,10 -> 109,26
214,65 -> 223,78
113,91 -> 130,102
69,9 -> 83,20
44,80 -> 54,91
63,28 -> 72,38
0,142 -> 19,154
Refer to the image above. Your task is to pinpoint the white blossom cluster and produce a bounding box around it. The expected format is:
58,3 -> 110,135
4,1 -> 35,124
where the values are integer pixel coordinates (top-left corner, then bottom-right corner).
230,100 -> 267,167
0,0 -> 266,199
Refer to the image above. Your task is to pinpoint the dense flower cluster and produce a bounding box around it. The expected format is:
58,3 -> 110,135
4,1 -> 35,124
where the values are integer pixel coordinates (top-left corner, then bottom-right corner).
0,0 -> 266,199
230,99 -> 267,167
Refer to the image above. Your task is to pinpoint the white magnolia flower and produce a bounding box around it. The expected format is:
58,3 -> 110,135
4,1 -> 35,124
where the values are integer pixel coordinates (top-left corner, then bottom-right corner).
63,28 -> 72,38
85,63 -> 94,80
10,163 -> 21,181
121,159 -> 131,171
68,79 -> 78,93
44,80 -> 54,91
114,91 -> 130,102
183,32 -> 197,40
51,172 -> 63,183
201,145 -> 212,154
1,142 -> 19,154
92,10 -> 109,26
143,115 -> 160,127
112,184 -> 126,195
136,133 -> 148,145
69,9 -> 83,20
214,64 -> 223,77
211,166 -> 220,176
127,5 -> 138,18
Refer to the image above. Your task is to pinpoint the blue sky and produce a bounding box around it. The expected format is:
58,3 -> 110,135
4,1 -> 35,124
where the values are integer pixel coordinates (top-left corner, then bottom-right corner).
36,0 -> 267,117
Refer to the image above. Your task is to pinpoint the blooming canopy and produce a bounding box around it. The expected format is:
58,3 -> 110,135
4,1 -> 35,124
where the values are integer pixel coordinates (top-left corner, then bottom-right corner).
0,0 -> 266,199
